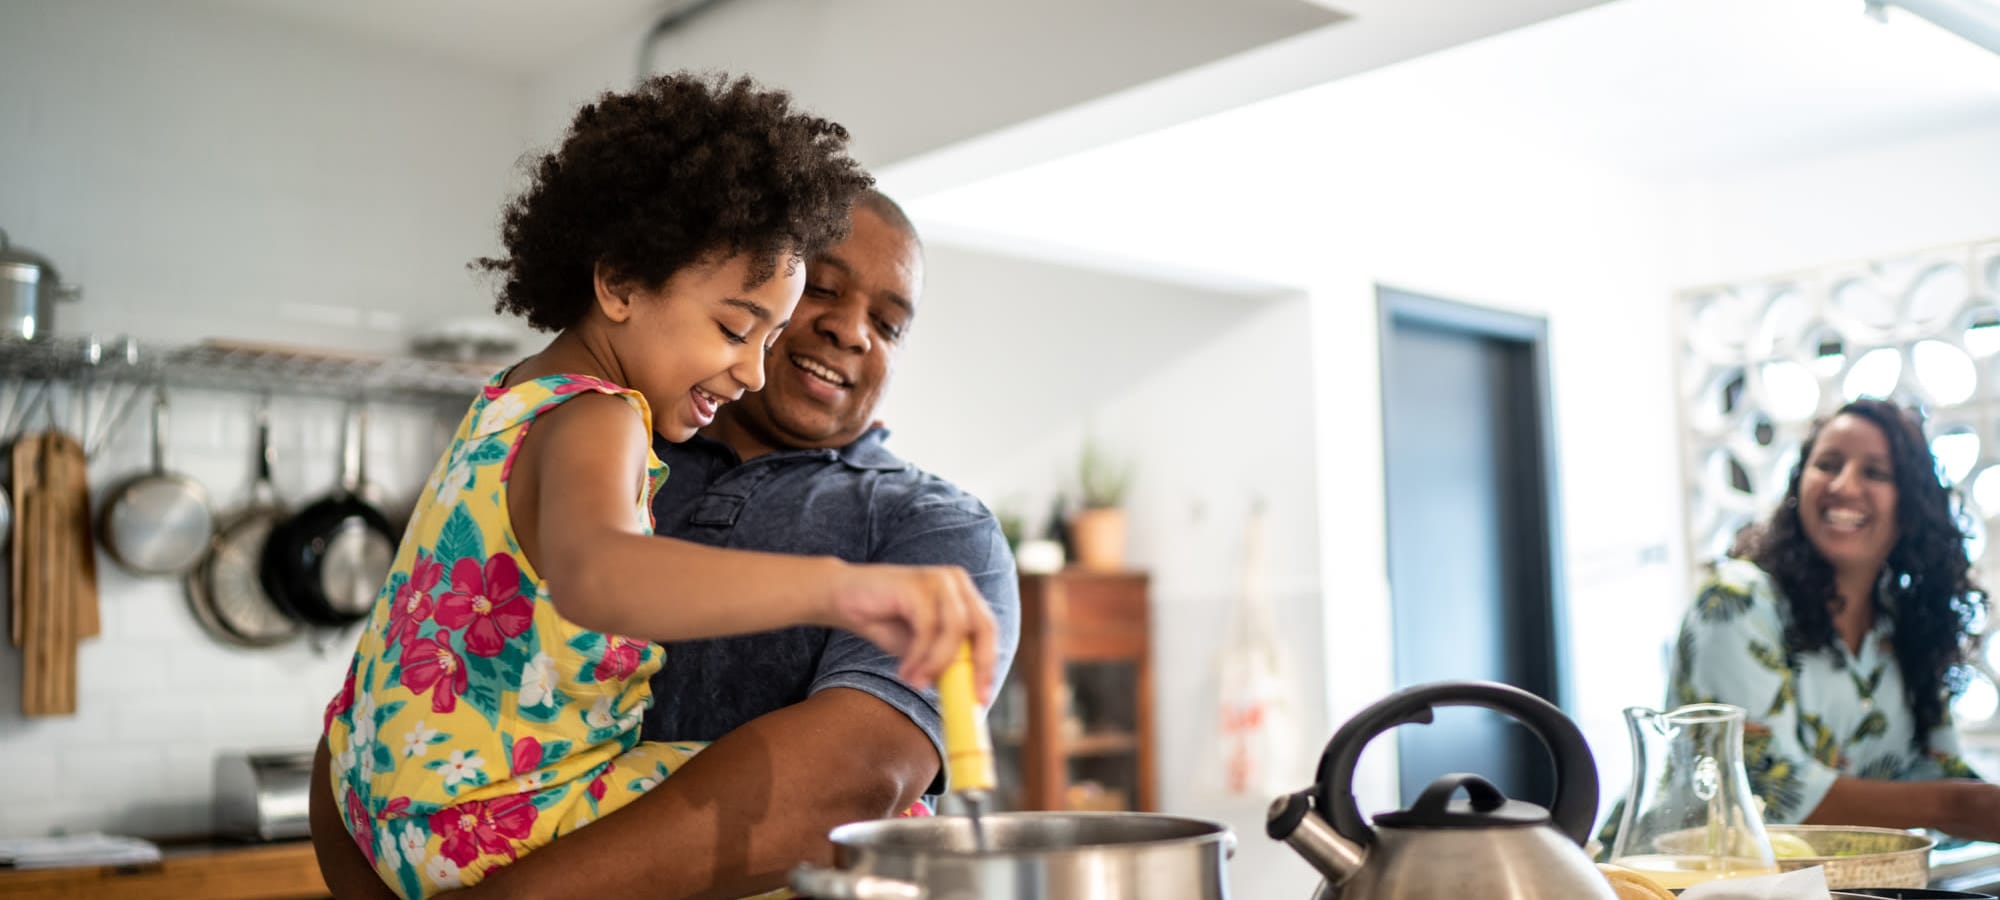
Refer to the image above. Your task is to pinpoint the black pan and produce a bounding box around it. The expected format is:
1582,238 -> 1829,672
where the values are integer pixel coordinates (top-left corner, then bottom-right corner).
261,405 -> 395,627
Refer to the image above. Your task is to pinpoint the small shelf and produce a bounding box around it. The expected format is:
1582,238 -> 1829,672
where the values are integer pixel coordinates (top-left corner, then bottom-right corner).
1064,731 -> 1139,757
0,336 -> 497,406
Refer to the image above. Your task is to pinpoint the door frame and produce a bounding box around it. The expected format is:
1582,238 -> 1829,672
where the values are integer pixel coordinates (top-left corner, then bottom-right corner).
1375,285 -> 1575,715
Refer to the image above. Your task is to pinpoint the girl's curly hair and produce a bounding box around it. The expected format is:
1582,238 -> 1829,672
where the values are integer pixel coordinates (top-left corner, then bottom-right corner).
476,72 -> 874,331
1749,397 -> 1986,750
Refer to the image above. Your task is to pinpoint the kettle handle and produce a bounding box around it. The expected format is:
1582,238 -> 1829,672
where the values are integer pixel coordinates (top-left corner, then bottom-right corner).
1313,680 -> 1598,849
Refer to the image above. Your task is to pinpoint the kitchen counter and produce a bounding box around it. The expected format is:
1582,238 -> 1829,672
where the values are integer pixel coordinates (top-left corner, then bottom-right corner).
0,839 -> 327,900
1931,839 -> 2000,893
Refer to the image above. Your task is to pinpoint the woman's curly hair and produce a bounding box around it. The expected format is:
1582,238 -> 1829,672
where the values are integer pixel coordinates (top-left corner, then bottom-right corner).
1749,397 -> 1986,750
476,72 -> 874,331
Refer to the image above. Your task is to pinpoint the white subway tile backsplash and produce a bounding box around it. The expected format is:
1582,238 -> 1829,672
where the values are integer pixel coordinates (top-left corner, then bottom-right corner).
0,387 -> 455,839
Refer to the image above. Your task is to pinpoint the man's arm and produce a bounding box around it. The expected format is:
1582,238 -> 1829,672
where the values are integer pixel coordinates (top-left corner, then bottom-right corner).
309,737 -> 397,899
475,686 -> 935,899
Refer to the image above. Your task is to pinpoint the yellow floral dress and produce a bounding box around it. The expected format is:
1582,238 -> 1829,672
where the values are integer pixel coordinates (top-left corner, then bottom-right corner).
323,373 -> 702,898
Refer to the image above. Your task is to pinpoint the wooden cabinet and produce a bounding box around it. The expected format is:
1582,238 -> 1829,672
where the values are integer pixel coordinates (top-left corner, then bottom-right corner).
993,569 -> 1156,813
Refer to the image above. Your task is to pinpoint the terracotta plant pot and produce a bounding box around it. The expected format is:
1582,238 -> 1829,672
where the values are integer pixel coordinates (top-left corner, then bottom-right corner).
1069,507 -> 1127,571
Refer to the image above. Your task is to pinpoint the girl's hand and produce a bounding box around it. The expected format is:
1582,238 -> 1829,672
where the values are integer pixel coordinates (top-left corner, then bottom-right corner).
822,562 -> 998,700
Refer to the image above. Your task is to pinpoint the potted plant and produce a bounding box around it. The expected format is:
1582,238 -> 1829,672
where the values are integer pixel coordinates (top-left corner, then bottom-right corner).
1069,434 -> 1133,571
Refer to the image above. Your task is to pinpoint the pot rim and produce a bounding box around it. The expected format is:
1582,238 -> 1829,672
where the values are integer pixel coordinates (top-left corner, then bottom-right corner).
829,811 -> 1234,858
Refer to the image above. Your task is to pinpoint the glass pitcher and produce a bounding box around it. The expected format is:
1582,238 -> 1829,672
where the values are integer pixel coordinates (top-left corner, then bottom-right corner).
1608,703 -> 1779,889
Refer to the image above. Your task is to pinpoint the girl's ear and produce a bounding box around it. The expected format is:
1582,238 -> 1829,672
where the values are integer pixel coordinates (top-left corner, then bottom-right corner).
592,261 -> 636,324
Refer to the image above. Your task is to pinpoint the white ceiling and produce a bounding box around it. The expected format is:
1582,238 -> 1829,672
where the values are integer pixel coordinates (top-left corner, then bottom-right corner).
904,0 -> 2000,287
198,0 -> 667,74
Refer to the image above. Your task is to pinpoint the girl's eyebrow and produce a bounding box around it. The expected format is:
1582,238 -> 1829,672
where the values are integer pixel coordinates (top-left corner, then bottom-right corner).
723,298 -> 774,321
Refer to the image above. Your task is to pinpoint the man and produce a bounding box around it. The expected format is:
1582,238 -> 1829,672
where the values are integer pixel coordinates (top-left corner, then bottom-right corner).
310,192 -> 1021,898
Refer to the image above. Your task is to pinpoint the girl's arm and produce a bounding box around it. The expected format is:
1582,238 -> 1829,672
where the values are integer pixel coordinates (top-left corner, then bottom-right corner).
521,393 -> 995,693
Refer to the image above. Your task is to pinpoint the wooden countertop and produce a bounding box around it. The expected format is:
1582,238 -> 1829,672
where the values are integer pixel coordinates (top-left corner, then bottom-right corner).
0,839 -> 327,900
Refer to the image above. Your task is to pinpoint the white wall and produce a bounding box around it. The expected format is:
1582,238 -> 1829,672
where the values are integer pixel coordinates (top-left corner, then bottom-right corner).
874,242 -> 1331,895
0,0 -> 526,353
0,0 -> 520,838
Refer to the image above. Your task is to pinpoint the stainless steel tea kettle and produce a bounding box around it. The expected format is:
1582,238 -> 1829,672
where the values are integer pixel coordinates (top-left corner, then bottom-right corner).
1267,681 -> 1615,900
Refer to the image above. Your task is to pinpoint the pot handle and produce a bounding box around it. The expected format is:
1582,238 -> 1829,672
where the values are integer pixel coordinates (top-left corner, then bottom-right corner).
789,865 -> 927,900
1312,680 -> 1598,850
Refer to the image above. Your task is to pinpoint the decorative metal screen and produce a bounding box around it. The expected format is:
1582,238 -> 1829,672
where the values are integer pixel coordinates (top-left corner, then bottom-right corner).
1674,238 -> 2000,730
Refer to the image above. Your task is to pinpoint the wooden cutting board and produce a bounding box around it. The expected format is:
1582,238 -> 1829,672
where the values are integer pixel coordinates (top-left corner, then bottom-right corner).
10,434 -> 40,648
19,430 -> 92,716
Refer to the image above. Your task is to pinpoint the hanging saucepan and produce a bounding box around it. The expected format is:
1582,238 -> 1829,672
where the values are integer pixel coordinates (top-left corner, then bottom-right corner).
260,404 -> 395,627
1,227 -> 83,343
100,383 -> 214,576
191,402 -> 300,647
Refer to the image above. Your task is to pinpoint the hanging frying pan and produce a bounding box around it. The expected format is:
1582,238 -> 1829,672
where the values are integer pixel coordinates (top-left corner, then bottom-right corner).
189,402 -> 299,647
260,404 -> 395,627
100,384 -> 214,576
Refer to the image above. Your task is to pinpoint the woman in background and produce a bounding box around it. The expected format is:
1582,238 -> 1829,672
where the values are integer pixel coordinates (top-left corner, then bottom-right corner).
1672,397 -> 2000,839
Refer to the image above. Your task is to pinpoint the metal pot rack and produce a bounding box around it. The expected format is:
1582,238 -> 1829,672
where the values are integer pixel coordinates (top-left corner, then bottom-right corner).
0,336 -> 497,450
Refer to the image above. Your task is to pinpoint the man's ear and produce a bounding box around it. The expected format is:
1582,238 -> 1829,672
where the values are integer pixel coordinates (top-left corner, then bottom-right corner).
593,261 -> 636,324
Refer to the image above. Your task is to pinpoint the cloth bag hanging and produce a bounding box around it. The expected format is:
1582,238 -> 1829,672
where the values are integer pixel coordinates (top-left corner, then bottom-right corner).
1212,502 -> 1303,799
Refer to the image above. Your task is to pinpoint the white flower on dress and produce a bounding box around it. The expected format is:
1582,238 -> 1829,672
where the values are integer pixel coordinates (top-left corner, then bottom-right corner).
440,749 -> 486,787
518,652 -> 556,708
376,825 -> 398,869
402,720 -> 438,758
426,855 -> 463,889
585,696 -> 617,729
333,747 -> 355,775
434,453 -> 474,506
631,773 -> 663,793
399,824 -> 427,868
351,692 -> 378,749
476,392 -> 532,436
512,771 -> 550,793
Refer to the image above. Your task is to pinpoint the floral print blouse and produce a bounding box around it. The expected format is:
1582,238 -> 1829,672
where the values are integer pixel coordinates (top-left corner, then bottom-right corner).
1669,558 -> 1982,822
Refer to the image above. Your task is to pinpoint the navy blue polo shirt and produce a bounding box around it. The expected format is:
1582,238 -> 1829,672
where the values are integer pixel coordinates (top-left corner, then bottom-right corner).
640,427 -> 1020,794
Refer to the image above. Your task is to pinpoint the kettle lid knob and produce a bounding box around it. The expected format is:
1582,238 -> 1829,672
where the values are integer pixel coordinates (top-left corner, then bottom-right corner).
1372,773 -> 1551,830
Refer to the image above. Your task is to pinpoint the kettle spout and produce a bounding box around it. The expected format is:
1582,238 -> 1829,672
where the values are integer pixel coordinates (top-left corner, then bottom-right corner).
1267,791 -> 1366,885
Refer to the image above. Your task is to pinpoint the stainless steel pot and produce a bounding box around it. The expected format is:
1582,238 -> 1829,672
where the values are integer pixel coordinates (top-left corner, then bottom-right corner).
0,229 -> 82,342
792,811 -> 1235,900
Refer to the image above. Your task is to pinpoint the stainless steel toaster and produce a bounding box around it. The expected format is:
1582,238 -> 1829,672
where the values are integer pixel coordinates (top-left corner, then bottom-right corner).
214,749 -> 314,841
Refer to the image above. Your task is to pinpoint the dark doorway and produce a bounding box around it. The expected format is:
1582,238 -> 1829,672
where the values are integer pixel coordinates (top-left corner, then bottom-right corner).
1378,286 -> 1569,809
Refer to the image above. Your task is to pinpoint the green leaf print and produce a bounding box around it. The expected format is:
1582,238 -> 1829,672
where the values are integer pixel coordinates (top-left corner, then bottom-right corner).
541,739 -> 573,764
375,700 -> 405,729
518,689 -> 569,724
568,632 -> 603,655
1801,714 -> 1841,767
498,636 -> 533,677
529,782 -> 572,811
1696,581 -> 1754,622
466,437 -> 510,466
399,865 -> 424,900
372,742 -> 395,775
1852,665 -> 1885,701
463,681 -> 502,725
1859,756 -> 1905,780
1765,673 -> 1796,719
1747,640 -> 1790,673
435,504 -> 485,570
1850,710 -> 1889,745
1936,752 -> 1980,778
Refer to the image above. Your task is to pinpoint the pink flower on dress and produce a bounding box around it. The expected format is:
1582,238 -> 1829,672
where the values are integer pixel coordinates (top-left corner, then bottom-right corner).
592,637 -> 646,683
400,637 -> 469,714
436,555 -> 533,658
383,796 -> 411,818
429,794 -> 537,866
510,736 -> 543,776
322,664 -> 356,736
387,552 -> 443,648
588,765 -> 612,801
346,786 -> 376,867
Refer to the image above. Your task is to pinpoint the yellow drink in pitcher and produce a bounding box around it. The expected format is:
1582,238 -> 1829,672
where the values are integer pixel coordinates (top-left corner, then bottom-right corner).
1612,855 -> 1781,889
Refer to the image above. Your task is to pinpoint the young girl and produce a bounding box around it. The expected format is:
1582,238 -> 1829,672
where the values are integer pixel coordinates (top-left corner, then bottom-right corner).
321,73 -> 998,898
